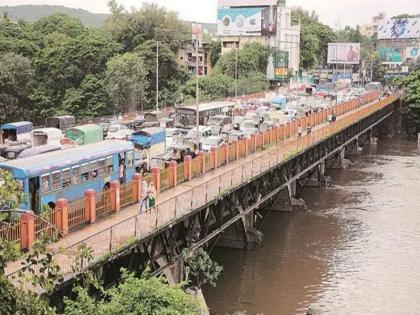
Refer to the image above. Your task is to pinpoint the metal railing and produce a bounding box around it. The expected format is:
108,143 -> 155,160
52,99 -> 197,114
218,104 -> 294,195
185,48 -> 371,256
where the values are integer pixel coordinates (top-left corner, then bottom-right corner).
96,190 -> 112,219
0,221 -> 21,245
68,198 -> 86,233
120,182 -> 135,208
7,93 -> 396,289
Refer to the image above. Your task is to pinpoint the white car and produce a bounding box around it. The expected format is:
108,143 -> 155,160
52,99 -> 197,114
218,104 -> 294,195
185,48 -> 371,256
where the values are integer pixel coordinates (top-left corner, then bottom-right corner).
105,124 -> 133,140
201,136 -> 225,152
166,128 -> 187,147
186,126 -> 212,141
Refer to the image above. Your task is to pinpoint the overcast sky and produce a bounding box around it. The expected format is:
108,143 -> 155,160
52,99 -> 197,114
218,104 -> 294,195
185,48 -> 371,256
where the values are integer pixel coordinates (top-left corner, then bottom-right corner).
1,0 -> 419,27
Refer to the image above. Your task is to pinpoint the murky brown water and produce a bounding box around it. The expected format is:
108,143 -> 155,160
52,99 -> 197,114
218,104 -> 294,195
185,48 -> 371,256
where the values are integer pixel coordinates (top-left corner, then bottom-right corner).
204,140 -> 420,315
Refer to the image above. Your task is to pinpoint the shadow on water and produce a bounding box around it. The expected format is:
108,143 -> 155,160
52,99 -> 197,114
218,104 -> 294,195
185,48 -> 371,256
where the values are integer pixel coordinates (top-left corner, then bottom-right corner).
204,140 -> 420,315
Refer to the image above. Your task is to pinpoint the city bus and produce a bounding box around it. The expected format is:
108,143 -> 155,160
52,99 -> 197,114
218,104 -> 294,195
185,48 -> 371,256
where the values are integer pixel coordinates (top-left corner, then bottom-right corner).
0,140 -> 135,212
175,101 -> 235,129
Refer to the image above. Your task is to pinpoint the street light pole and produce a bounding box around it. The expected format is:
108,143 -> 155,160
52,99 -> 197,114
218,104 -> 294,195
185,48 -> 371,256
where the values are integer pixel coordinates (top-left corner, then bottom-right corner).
235,37 -> 239,98
156,41 -> 159,112
195,39 -> 200,149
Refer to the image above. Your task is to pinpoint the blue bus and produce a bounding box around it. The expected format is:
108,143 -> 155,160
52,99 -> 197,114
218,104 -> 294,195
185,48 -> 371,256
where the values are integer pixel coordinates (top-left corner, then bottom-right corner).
0,140 -> 136,212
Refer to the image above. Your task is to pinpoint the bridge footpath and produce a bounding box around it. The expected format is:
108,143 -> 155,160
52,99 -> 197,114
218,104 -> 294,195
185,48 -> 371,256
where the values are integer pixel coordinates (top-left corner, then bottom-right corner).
5,94 -> 400,288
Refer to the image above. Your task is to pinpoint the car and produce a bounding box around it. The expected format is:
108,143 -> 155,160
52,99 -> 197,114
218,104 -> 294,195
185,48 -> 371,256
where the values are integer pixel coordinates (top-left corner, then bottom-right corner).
240,119 -> 260,137
185,126 -> 212,141
105,124 -> 133,140
201,136 -> 225,152
166,128 -> 188,147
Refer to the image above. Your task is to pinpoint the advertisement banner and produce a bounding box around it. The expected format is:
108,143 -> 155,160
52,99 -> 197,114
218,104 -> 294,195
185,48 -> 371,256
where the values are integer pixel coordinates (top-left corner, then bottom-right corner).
218,7 -> 263,36
267,49 -> 289,81
261,6 -> 277,35
191,23 -> 203,43
328,43 -> 361,64
406,47 -> 420,60
378,47 -> 403,64
378,18 -> 420,39
218,0 -> 277,6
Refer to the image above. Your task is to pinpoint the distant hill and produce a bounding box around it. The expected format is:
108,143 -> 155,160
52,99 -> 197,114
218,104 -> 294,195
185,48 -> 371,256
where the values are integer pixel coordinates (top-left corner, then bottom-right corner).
0,4 -> 218,34
0,5 -> 108,27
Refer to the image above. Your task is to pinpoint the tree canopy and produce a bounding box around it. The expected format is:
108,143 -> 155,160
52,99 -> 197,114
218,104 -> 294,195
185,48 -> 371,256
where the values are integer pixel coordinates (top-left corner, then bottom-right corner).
292,8 -> 336,70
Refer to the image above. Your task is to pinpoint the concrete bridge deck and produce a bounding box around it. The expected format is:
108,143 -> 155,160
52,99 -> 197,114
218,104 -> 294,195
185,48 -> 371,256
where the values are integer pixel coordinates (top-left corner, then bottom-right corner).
6,94 -> 400,289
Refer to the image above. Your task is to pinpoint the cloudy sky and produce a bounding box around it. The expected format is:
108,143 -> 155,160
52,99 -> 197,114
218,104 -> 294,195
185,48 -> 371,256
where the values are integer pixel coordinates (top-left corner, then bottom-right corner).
1,0 -> 419,27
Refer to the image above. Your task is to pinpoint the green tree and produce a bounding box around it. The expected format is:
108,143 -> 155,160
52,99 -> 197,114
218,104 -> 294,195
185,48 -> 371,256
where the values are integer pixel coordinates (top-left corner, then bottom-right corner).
31,13 -> 86,39
292,8 -> 336,69
105,2 -> 188,52
135,40 -> 190,108
32,30 -> 121,118
209,40 -> 222,66
105,52 -> 148,113
182,248 -> 223,288
0,18 -> 40,57
395,70 -> 420,135
64,270 -> 202,315
0,53 -> 35,124
62,75 -> 110,119
215,42 -> 270,78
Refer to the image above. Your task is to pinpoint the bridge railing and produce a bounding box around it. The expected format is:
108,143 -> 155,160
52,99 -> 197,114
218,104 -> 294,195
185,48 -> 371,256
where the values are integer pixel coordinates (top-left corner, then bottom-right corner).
6,93 -> 398,289
8,93 -> 398,290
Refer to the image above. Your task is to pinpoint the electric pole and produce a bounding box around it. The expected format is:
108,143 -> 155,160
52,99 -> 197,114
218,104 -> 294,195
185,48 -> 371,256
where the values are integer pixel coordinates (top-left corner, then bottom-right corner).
156,41 -> 159,112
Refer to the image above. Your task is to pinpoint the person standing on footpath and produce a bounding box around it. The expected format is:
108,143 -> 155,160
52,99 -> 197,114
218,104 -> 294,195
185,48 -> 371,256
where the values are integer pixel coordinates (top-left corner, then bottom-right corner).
139,179 -> 149,212
147,182 -> 157,208
298,124 -> 302,138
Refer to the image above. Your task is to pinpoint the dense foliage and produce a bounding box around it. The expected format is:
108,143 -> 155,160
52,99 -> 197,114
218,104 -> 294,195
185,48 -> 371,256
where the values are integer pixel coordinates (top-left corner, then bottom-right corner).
0,2 -> 191,124
180,43 -> 270,103
395,70 -> 420,136
291,9 -> 336,70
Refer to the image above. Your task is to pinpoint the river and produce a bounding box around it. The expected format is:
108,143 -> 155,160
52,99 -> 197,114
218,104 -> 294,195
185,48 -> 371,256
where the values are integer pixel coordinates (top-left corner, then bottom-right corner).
204,140 -> 420,315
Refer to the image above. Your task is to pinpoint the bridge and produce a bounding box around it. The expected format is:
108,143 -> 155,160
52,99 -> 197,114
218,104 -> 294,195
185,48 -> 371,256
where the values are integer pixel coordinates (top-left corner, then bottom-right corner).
5,93 -> 400,291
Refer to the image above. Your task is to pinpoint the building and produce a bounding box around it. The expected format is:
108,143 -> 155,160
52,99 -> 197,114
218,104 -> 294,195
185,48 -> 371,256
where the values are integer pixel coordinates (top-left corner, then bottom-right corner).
360,13 -> 386,37
217,0 -> 300,75
177,41 -> 213,76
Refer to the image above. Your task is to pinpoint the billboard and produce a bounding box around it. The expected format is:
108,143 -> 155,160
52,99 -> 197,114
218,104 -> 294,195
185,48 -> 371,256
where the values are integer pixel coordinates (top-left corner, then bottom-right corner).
406,47 -> 420,60
191,23 -> 203,43
378,18 -> 420,39
267,48 -> 289,81
378,48 -> 403,64
327,43 -> 361,64
218,0 -> 277,6
217,7 -> 277,36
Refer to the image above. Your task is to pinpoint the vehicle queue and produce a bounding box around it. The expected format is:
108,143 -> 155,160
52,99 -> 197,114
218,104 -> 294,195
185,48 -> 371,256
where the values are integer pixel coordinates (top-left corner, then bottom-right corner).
0,83 -> 376,213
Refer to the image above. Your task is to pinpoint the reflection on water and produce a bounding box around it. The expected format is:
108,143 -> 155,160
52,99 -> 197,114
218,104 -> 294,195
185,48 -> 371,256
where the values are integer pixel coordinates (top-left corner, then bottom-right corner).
204,140 -> 420,315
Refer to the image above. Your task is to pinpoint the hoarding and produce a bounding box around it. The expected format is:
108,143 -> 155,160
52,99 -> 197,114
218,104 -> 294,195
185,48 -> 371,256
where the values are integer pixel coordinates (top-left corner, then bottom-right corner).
378,18 -> 420,39
267,48 -> 289,81
218,0 -> 277,6
217,6 -> 277,36
261,6 -> 277,35
406,47 -> 420,60
327,43 -> 361,64
191,23 -> 203,43
378,47 -> 403,64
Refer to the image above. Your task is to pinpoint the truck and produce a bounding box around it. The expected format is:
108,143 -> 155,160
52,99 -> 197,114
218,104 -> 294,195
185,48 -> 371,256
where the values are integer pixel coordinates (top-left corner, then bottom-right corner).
129,127 -> 166,173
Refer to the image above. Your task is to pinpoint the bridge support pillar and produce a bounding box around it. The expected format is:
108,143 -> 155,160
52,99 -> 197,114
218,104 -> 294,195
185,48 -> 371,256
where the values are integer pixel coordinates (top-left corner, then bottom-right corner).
332,148 -> 351,169
217,194 -> 261,250
287,180 -> 306,211
307,161 -> 331,188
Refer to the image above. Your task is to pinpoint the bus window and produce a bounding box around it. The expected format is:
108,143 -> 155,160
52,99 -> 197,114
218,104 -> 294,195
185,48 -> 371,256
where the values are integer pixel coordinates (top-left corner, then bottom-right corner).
41,174 -> 50,194
52,171 -> 61,191
97,158 -> 106,176
127,152 -> 134,168
106,157 -> 113,174
90,161 -> 99,179
62,168 -> 71,188
81,163 -> 89,182
72,166 -> 81,184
